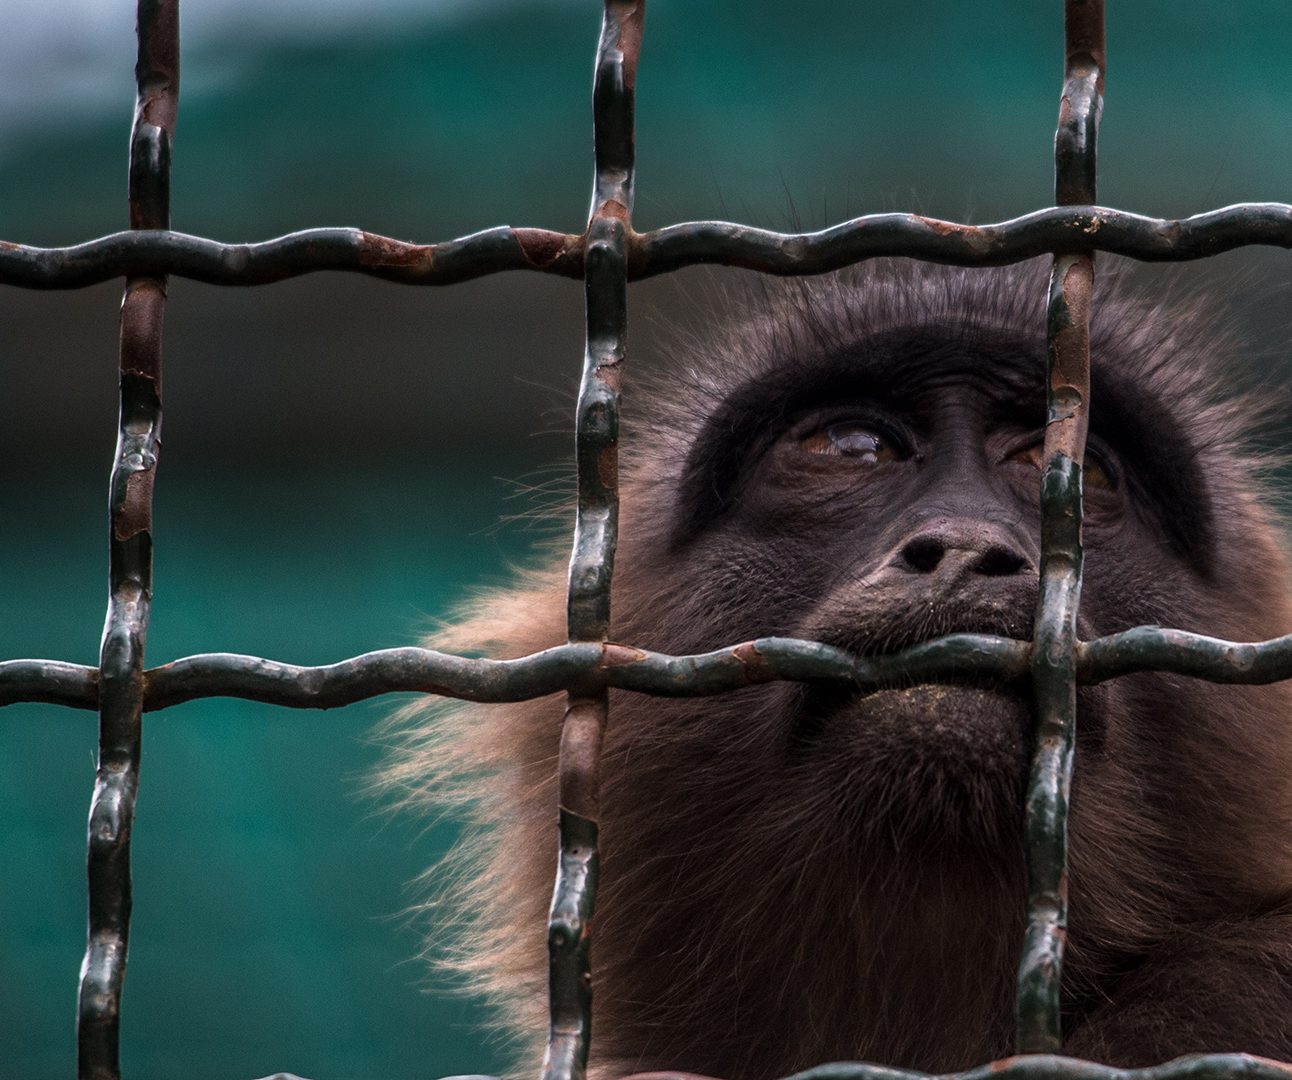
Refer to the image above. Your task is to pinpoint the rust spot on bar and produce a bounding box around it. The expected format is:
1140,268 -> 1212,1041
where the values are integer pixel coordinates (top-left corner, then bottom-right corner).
115,469 -> 155,542
732,641 -> 774,682
595,358 -> 624,395
357,232 -> 433,269
613,2 -> 645,91
516,228 -> 581,269
136,2 -> 179,134
119,280 -> 165,382
594,198 -> 631,224
139,84 -> 178,137
599,643 -> 648,668
915,216 -> 961,237
559,696 -> 607,821
1047,256 -> 1093,460
1065,0 -> 1106,93
597,444 -> 619,492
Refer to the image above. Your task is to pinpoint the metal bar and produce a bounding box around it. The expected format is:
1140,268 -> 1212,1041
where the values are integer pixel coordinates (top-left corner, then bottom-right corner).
620,1054 -> 1292,1080
105,1047 -> 1292,1080
14,623 -> 1292,714
545,6 -> 642,1080
6,203 -> 1292,288
1016,0 -> 1103,1055
77,3 -> 178,1077
1,635 -> 1025,711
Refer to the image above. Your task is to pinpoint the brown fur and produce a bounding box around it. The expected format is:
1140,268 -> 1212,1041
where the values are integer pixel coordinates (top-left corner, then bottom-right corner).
382,261 -> 1292,1077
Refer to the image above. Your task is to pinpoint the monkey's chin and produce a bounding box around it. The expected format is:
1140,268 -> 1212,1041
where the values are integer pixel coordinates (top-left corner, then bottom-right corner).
859,683 -> 1029,739
808,684 -> 1032,847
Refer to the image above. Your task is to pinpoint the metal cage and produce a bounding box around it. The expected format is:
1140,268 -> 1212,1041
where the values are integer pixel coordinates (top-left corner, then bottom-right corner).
6,2 -> 1292,1078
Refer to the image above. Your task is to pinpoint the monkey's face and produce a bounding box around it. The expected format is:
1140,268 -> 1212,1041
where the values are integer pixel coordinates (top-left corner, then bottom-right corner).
610,276 -> 1273,853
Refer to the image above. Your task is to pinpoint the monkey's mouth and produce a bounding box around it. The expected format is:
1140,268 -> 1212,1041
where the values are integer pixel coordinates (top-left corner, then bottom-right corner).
787,598 -> 1113,767
786,598 -> 1088,780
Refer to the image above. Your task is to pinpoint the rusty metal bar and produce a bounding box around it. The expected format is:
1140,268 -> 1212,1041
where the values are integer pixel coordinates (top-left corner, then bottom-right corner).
620,1054 -> 1292,1080
6,203 -> 1292,288
77,3 -> 178,1078
14,624 -> 1292,714
1016,0 -> 1104,1055
1,635 -> 1025,711
545,7 -> 642,1080
191,1046 -> 1292,1080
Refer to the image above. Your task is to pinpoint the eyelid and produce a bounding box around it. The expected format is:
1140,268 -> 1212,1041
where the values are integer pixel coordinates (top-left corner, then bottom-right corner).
1071,437 -> 1120,488
783,408 -> 912,455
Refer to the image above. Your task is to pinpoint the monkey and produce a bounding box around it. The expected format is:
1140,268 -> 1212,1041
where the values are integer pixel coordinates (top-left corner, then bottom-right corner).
382,260 -> 1292,1078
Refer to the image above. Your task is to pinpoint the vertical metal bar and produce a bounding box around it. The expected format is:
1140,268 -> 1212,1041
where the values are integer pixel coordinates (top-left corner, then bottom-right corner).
1016,0 -> 1103,1055
544,5 -> 642,1080
78,3 -> 178,1077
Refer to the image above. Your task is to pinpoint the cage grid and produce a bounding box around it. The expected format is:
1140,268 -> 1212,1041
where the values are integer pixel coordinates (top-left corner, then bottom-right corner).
7,1 -> 1292,1079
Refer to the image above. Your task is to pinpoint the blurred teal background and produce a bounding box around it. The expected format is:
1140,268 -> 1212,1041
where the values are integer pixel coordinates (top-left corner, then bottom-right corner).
4,2 -> 1292,1078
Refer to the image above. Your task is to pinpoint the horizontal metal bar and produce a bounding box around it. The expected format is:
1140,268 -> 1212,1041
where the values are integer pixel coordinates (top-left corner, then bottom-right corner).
0,637 -> 1023,711
4,203 -> 1292,289
233,1048 -> 1292,1080
624,1051 -> 1292,1080
8,626 -> 1292,714
244,1050 -> 1292,1080
1077,626 -> 1292,681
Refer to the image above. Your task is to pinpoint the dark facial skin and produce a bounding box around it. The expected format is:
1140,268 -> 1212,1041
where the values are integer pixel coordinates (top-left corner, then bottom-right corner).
388,264 -> 1292,1079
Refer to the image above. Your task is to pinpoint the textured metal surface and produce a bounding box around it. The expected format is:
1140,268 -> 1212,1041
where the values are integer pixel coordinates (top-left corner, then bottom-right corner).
6,204 -> 1292,288
0,635 -> 1025,711
76,3 -> 178,1079
1016,0 -> 1103,1054
189,1050 -> 1292,1080
16,626 -> 1292,712
4,0 -> 1292,1077
236,1052 -> 1292,1080
625,1056 -> 1292,1080
546,7 -> 642,1080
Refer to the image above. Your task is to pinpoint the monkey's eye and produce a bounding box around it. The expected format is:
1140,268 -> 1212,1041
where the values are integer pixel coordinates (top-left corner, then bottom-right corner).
1007,443 -> 1115,490
798,422 -> 900,463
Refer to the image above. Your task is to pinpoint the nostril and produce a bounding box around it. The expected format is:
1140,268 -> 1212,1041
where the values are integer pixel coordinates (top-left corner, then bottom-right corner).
893,524 -> 1032,578
973,546 -> 1028,577
900,536 -> 945,574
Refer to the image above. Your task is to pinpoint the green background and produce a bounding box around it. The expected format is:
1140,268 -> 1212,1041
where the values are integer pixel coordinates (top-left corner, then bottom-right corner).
4,2 -> 1292,1078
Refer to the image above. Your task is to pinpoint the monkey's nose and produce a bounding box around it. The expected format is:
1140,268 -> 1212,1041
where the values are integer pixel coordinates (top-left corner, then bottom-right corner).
894,519 -> 1031,577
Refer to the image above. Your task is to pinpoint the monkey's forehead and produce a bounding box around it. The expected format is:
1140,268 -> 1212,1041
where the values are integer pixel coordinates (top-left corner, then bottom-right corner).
662,264 -> 1238,429
678,324 -> 1052,434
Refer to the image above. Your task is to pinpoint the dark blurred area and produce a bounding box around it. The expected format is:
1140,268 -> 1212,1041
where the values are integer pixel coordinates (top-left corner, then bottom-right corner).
4,2 -> 1292,1078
